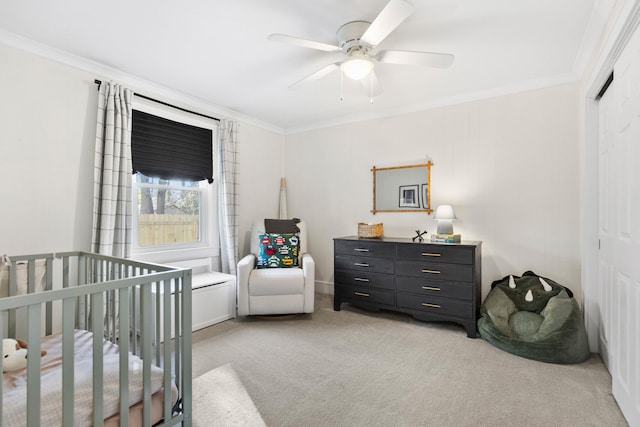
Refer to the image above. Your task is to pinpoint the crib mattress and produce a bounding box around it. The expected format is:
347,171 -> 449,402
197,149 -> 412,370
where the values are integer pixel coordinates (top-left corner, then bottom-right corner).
2,330 -> 178,426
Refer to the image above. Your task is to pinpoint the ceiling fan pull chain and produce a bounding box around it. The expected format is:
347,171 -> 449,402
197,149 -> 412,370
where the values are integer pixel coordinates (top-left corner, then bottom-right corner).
370,73 -> 374,104
340,71 -> 344,101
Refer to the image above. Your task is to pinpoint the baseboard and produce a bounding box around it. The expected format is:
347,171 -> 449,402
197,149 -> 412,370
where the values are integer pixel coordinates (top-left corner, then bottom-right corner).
315,281 -> 334,295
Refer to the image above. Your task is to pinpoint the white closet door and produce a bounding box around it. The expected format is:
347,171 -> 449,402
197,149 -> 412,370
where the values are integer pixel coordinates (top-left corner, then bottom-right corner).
598,24 -> 640,427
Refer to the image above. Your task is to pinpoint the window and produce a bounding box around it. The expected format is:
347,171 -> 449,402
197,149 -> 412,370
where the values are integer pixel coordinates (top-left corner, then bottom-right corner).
135,175 -> 205,247
130,97 -> 219,262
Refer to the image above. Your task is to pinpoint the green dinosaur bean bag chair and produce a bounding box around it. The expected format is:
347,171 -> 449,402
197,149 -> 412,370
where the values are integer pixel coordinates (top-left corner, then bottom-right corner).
477,271 -> 590,364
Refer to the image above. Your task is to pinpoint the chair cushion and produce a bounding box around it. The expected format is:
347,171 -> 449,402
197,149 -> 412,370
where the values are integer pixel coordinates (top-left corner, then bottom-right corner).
264,218 -> 300,234
248,268 -> 305,296
256,233 -> 299,268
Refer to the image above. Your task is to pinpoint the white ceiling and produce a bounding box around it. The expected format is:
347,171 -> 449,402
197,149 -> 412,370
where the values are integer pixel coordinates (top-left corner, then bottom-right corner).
0,0 -> 617,133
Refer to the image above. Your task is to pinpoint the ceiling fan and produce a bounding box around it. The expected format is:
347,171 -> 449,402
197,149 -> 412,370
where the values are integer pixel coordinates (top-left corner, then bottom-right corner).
268,0 -> 454,98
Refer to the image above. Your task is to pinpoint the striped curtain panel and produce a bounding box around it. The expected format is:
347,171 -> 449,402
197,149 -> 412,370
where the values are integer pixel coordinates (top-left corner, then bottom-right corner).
217,119 -> 239,275
91,82 -> 134,257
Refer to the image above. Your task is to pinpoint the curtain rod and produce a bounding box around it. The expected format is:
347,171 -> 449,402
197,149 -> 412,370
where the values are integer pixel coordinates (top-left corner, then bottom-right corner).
94,79 -> 220,122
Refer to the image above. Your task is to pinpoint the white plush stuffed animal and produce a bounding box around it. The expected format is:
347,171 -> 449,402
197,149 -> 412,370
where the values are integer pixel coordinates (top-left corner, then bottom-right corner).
2,338 -> 46,373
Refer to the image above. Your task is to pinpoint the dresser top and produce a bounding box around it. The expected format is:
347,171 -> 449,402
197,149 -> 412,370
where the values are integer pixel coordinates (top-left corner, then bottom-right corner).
335,235 -> 482,247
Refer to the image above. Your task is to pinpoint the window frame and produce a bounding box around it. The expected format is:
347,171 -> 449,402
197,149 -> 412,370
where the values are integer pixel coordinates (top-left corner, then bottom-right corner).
130,96 -> 219,264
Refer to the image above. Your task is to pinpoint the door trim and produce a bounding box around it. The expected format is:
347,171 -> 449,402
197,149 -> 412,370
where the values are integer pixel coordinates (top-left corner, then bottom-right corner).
582,0 -> 640,354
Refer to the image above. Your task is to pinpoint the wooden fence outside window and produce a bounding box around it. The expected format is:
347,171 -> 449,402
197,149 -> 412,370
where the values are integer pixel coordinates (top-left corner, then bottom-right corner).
138,214 -> 199,246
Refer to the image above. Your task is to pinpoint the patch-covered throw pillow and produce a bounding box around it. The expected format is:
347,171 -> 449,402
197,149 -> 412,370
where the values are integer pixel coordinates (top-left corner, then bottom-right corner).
256,233 -> 300,268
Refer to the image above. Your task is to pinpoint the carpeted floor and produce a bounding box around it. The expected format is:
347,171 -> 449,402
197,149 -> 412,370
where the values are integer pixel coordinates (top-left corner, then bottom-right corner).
192,363 -> 266,426
191,293 -> 628,427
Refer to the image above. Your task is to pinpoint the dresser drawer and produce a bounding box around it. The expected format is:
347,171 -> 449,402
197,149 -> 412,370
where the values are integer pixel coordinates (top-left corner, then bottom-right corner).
396,277 -> 473,301
335,255 -> 394,274
396,293 -> 473,318
337,284 -> 395,306
396,261 -> 473,283
335,240 -> 395,259
335,270 -> 394,291
396,244 -> 474,265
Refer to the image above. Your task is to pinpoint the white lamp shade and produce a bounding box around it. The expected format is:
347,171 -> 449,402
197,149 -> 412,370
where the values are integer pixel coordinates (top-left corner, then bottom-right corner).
434,205 -> 456,234
341,58 -> 374,80
434,205 -> 456,220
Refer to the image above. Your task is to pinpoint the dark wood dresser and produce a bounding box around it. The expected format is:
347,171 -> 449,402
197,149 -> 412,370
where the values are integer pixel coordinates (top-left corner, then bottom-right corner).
333,236 -> 482,337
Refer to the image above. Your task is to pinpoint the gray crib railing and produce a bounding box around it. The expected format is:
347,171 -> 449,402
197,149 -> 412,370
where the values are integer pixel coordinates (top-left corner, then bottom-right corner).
0,252 -> 192,427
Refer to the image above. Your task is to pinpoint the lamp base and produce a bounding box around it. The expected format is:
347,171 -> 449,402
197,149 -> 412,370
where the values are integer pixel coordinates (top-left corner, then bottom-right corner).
436,220 -> 454,235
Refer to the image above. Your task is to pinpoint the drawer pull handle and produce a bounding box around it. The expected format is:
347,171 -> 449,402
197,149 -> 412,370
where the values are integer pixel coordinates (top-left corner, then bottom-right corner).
354,292 -> 370,297
354,248 -> 370,252
422,303 -> 441,308
422,286 -> 441,291
422,253 -> 441,257
354,263 -> 370,267
422,269 -> 441,274
354,277 -> 370,282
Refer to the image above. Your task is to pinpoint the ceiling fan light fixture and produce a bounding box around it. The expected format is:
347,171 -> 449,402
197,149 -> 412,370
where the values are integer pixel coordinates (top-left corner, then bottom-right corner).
341,57 -> 374,80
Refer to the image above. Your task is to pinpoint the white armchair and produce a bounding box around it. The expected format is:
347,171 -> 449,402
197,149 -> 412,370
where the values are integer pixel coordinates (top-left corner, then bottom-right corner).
237,219 -> 315,315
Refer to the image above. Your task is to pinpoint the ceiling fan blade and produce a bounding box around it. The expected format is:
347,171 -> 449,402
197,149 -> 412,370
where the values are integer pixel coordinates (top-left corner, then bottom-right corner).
377,50 -> 455,68
360,0 -> 415,47
268,33 -> 341,53
361,70 -> 383,97
289,63 -> 340,89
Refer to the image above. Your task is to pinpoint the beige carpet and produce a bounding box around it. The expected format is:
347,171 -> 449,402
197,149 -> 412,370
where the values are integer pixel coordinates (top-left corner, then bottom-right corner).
192,294 -> 628,426
193,363 -> 266,427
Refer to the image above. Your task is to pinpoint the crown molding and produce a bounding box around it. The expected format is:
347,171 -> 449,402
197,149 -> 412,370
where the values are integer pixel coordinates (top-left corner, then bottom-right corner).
572,0 -> 621,80
0,27 -> 587,137
584,0 -> 640,98
0,29 -> 285,135
283,72 -> 581,135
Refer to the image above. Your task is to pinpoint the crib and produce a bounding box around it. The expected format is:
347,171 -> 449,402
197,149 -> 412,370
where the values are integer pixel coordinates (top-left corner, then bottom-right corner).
0,251 -> 193,426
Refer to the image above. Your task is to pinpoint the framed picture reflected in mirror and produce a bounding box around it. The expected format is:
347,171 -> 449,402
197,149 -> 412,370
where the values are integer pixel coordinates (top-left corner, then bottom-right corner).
399,184 -> 420,208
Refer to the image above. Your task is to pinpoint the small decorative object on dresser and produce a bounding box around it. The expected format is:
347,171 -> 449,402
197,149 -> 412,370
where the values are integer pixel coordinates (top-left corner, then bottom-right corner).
430,233 -> 461,243
412,230 -> 428,242
333,236 -> 482,337
357,222 -> 383,238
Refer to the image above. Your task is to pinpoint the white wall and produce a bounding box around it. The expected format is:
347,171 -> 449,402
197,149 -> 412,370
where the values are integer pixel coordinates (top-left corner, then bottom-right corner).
236,123 -> 285,257
0,43 -> 97,254
284,83 -> 582,302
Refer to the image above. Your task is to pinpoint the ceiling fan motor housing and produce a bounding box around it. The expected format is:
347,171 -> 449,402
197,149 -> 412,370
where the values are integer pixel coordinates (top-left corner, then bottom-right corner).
337,21 -> 371,55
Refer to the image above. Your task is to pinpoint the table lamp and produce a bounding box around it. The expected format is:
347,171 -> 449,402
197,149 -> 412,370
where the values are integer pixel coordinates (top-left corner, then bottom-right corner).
434,205 -> 456,234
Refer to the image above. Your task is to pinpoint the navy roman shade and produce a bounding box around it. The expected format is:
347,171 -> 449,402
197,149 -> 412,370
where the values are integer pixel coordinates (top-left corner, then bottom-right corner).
131,109 -> 214,183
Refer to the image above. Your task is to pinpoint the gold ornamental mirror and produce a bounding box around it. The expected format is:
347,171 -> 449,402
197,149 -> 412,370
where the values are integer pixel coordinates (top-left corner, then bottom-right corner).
371,161 -> 433,214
